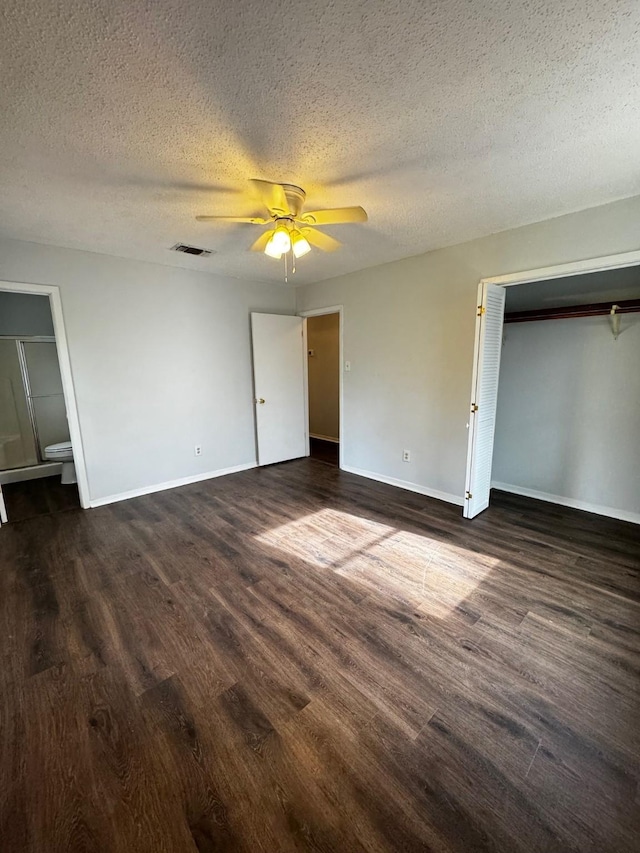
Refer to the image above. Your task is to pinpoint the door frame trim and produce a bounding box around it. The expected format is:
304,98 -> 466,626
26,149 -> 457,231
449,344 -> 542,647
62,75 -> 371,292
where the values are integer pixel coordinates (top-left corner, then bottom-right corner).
463,248 -> 640,519
298,305 -> 344,469
0,280 -> 91,509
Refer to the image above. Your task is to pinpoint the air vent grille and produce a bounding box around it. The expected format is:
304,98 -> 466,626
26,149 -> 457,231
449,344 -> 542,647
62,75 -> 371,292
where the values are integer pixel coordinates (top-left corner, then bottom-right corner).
171,243 -> 214,257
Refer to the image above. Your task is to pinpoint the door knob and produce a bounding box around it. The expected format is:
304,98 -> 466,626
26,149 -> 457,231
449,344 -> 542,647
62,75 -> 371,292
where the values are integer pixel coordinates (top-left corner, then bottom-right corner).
255,398 -> 265,404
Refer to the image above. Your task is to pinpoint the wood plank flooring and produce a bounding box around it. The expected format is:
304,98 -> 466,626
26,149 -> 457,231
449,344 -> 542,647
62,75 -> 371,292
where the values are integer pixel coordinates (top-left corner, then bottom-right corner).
1,459 -> 639,852
2,475 -> 80,523
309,437 -> 339,466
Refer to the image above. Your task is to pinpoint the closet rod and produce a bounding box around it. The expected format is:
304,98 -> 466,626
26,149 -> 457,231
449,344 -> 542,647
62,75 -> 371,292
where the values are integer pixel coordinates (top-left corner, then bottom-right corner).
504,297 -> 640,324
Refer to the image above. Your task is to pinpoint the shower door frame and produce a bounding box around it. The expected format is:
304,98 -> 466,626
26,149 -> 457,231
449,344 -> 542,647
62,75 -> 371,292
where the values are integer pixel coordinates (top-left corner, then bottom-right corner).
0,281 -> 90,512
0,334 -> 57,466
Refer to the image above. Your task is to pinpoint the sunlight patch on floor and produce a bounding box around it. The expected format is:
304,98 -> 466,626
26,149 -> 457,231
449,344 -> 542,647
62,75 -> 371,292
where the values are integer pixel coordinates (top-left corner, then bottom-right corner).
337,530 -> 498,616
255,509 -> 498,616
255,508 -> 394,568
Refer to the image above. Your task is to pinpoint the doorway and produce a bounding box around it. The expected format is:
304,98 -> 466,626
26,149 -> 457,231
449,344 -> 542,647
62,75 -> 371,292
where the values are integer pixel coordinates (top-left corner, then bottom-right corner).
0,281 -> 89,524
249,309 -> 343,470
464,250 -> 640,520
0,336 -> 80,521
301,307 -> 343,468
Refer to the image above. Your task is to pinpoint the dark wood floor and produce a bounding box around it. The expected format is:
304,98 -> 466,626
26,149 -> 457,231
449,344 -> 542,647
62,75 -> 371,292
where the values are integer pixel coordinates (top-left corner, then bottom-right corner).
2,475 -> 80,522
309,437 -> 339,466
1,460 -> 639,852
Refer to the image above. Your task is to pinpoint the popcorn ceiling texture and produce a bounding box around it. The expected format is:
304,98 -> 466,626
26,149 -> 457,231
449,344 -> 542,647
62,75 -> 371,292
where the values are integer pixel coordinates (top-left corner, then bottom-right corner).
1,0 -> 639,285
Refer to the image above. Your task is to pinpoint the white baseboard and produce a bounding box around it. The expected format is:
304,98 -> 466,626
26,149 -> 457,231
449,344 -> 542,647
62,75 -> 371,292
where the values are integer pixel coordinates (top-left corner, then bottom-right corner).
0,462 -> 62,484
341,464 -> 464,507
491,481 -> 640,525
309,433 -> 339,443
89,462 -> 257,508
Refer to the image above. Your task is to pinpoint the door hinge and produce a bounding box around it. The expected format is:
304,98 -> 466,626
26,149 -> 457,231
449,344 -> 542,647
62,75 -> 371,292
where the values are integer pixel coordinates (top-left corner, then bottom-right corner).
477,305 -> 486,316
465,491 -> 472,500
471,403 -> 478,413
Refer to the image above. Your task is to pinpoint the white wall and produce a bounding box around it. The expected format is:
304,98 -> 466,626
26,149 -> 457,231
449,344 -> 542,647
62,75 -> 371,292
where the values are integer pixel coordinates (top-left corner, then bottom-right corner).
0,238 -> 294,503
295,195 -> 640,506
492,314 -> 640,519
0,291 -> 54,336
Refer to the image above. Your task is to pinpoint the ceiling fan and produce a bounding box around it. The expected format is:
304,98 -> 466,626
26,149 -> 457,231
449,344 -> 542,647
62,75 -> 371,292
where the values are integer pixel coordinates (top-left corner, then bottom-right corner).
196,179 -> 367,271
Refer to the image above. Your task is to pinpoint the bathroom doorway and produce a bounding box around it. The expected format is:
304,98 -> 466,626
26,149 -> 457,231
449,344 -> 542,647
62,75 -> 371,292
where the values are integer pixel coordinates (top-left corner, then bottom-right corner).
0,282 -> 88,523
303,309 -> 342,467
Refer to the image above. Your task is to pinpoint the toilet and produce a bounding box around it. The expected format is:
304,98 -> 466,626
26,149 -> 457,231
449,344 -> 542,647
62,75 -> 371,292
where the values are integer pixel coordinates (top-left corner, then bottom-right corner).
44,441 -> 76,485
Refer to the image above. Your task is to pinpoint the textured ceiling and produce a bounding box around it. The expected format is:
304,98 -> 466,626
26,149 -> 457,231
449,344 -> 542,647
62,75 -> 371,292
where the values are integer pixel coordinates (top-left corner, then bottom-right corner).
506,264 -> 640,311
1,0 -> 640,286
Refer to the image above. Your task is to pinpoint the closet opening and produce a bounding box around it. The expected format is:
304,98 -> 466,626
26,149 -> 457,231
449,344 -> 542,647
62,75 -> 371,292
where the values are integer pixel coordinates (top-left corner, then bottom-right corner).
464,252 -> 640,522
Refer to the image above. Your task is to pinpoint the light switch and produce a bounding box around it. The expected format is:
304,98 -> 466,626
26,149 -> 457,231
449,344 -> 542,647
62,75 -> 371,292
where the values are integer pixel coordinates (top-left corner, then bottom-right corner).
345,361 -> 351,372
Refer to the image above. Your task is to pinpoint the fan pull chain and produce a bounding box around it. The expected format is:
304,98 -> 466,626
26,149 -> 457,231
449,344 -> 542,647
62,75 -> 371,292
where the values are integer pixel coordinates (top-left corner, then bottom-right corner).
284,249 -> 288,284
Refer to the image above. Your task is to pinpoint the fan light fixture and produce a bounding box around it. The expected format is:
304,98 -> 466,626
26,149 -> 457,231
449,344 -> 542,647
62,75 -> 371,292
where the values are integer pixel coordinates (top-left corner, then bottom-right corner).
264,225 -> 291,258
291,230 -> 311,258
263,223 -> 311,261
196,180 -> 368,280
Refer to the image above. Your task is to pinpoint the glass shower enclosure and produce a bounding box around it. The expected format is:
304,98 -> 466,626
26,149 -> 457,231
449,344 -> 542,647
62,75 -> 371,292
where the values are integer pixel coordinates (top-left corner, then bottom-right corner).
0,339 -> 70,472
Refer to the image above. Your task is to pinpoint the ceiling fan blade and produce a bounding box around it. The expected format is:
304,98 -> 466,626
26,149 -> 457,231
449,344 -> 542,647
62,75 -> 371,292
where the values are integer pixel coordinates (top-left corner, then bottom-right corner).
249,179 -> 291,217
301,227 -> 341,253
249,231 -> 273,252
301,206 -> 367,226
196,215 -> 267,224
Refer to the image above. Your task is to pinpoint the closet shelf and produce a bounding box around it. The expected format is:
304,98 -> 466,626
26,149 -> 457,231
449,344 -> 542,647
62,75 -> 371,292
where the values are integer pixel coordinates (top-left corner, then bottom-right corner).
504,297 -> 640,325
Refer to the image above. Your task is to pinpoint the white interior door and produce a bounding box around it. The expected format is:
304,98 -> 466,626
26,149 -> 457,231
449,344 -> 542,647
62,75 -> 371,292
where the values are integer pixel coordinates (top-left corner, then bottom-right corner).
463,283 -> 506,518
251,313 -> 307,466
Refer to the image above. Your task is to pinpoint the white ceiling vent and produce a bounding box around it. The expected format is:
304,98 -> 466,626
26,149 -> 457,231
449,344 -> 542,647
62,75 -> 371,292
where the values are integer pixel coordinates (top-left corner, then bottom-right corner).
170,243 -> 214,257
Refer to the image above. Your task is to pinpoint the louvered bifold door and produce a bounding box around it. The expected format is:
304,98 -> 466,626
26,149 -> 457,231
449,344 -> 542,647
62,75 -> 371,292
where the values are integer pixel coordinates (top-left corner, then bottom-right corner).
464,283 -> 506,518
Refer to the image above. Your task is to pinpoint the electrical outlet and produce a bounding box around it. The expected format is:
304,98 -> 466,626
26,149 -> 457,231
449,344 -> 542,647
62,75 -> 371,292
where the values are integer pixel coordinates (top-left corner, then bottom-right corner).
194,445 -> 202,457
402,449 -> 411,462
